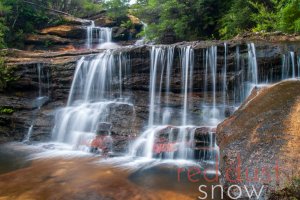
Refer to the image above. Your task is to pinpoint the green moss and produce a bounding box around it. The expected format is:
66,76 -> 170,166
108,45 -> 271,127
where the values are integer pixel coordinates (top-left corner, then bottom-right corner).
0,52 -> 19,91
269,177 -> 300,199
0,107 -> 14,114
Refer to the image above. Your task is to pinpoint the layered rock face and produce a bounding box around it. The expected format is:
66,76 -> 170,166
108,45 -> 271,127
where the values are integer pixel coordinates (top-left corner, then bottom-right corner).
1,41 -> 299,148
217,80 -> 300,198
24,13 -> 143,51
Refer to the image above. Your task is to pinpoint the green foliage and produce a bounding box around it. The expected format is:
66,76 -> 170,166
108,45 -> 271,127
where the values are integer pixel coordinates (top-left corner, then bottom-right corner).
80,0 -> 103,17
133,0 -> 222,42
278,0 -> 300,33
0,0 -> 104,48
249,1 -> 277,32
40,0 -> 104,17
0,21 -> 7,49
0,1 -> 10,49
104,0 -> 129,21
0,0 -> 299,46
270,177 -> 300,199
134,0 -> 300,41
219,0 -> 256,39
0,53 -> 18,91
2,0 -> 52,47
219,0 -> 300,38
0,107 -> 14,114
121,20 -> 135,29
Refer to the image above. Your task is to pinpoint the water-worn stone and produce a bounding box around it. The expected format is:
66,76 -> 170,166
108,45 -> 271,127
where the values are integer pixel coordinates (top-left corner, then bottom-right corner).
40,25 -> 86,39
217,80 -> 300,199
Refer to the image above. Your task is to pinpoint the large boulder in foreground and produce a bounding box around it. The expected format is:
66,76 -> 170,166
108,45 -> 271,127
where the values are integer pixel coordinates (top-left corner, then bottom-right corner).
217,80 -> 300,199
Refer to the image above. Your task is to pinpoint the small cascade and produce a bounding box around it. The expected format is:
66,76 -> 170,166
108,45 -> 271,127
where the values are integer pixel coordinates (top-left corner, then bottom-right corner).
281,51 -> 299,80
290,52 -> 296,78
246,43 -> 258,95
130,45 -> 218,164
24,64 -> 49,143
233,46 -> 242,105
135,22 -> 148,46
163,46 -> 175,125
222,43 -> 227,115
86,21 -> 113,49
180,46 -> 194,125
52,51 -> 132,149
209,46 -> 218,121
147,46 -> 175,126
148,47 -> 165,127
24,125 -> 33,143
202,46 -> 221,125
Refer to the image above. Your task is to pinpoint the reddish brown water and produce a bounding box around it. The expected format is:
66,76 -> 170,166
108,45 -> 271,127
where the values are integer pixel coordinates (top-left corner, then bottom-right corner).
0,143 -> 221,200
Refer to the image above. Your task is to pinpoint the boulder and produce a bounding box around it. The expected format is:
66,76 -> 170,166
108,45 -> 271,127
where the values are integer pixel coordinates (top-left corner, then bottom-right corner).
217,80 -> 300,198
96,122 -> 112,135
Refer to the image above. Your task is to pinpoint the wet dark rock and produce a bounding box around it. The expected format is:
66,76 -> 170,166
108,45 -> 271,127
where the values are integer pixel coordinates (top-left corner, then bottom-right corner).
1,41 -> 300,154
96,123 -> 112,135
107,103 -> 136,136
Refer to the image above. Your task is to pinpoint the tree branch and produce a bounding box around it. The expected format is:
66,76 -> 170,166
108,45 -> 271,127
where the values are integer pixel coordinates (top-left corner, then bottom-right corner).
22,0 -> 71,16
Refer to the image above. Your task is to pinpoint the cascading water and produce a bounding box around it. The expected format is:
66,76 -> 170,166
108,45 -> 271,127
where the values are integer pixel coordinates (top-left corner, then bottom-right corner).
222,43 -> 227,113
180,46 -> 194,125
202,46 -> 220,125
50,41 -> 299,166
130,46 -> 218,164
135,22 -> 148,46
246,43 -> 258,95
52,51 -> 132,149
281,51 -> 299,80
86,21 -> 113,49
290,52 -> 296,78
24,64 -> 49,142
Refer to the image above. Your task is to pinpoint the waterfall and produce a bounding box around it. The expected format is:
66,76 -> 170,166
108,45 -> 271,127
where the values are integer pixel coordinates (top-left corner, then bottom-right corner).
180,46 -> 194,125
24,125 -> 33,143
210,46 -> 218,120
148,47 -> 165,126
52,51 -> 132,146
290,52 -> 296,78
130,45 -> 218,163
281,52 -> 298,80
202,46 -> 220,125
135,22 -> 148,46
282,54 -> 287,80
23,64 -> 49,142
86,21 -> 113,49
233,46 -> 243,105
246,43 -> 258,95
163,47 -> 175,125
50,41 -> 300,167
222,43 -> 227,114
